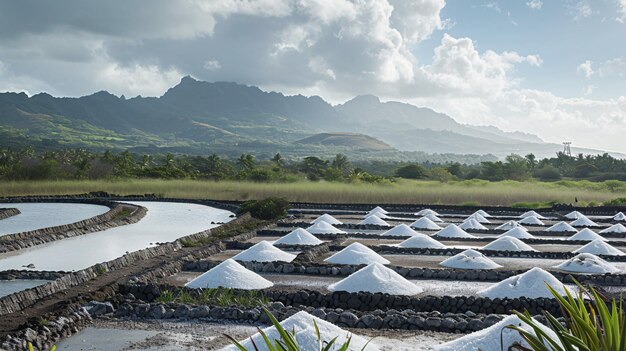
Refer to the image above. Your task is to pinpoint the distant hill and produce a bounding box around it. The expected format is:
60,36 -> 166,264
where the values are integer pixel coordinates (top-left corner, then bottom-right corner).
0,76 -> 622,159
296,133 -> 393,151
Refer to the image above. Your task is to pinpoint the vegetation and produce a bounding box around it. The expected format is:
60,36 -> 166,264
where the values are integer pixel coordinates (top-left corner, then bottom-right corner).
238,197 -> 290,220
156,288 -> 268,308
179,218 -> 267,248
510,282 -> 625,351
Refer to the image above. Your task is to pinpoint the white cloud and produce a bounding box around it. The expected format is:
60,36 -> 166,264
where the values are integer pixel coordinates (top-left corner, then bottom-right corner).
577,60 -> 594,78
203,59 -> 221,71
599,58 -> 626,77
583,84 -> 596,95
526,0 -> 543,10
617,0 -> 626,22
571,1 -> 593,21
96,63 -> 183,97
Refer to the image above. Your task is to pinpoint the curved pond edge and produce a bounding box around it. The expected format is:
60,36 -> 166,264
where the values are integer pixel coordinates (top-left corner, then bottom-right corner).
0,209 -> 20,221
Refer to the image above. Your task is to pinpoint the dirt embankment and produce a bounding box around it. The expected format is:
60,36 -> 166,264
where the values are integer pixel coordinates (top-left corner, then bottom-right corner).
0,208 -> 20,221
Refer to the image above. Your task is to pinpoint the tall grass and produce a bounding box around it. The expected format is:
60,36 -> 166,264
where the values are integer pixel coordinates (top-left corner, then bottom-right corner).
1,179 -> 625,206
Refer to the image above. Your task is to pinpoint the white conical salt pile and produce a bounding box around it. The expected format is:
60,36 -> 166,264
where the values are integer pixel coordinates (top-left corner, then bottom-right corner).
328,262 -> 423,295
475,209 -> 492,218
306,221 -> 347,234
367,206 -> 388,215
481,236 -> 536,252
600,223 -> 626,234
434,224 -> 477,239
364,210 -> 390,219
519,210 -> 546,219
478,267 -> 569,299
565,210 -> 585,220
554,253 -> 620,274
311,214 -> 343,225
415,208 -> 440,216
459,218 -> 488,230
358,214 -> 390,226
519,216 -> 545,226
232,241 -> 297,263
499,227 -> 535,239
435,315 -> 559,351
226,311 -> 378,351
570,216 -> 599,227
274,228 -> 323,246
495,220 -> 523,231
185,259 -> 273,290
574,239 -> 626,256
398,234 -> 447,249
468,212 -> 491,223
613,212 -> 626,222
324,242 -> 390,265
423,213 -> 443,222
440,249 -> 501,270
381,224 -> 419,237
409,217 -> 442,230
545,221 -> 577,232
567,228 -> 606,242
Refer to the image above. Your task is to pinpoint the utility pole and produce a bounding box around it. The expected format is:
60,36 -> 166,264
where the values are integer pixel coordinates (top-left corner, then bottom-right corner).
563,142 -> 572,156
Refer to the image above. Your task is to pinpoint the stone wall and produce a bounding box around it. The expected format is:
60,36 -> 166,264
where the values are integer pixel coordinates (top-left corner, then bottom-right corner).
0,208 -> 20,221
0,270 -> 65,281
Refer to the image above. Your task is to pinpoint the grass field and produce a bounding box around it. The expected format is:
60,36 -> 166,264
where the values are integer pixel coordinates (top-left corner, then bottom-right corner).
1,179 -> 626,206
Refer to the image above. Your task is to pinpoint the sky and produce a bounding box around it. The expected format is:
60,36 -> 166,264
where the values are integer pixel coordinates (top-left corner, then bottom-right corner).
0,0 -> 625,152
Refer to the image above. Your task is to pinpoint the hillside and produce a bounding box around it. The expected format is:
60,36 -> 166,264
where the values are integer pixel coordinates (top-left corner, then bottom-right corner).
296,133 -> 393,151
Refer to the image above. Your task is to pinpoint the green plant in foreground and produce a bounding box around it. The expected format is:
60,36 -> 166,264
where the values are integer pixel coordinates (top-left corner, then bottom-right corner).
225,307 -> 371,351
508,282 -> 625,351
156,288 -> 269,308
26,342 -> 56,351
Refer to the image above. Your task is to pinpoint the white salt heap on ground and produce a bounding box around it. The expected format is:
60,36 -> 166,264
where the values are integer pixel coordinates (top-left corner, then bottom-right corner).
232,241 -> 297,263
440,249 -> 501,270
481,236 -> 536,252
311,214 -> 343,225
185,259 -> 273,290
306,221 -> 347,234
381,224 -> 419,237
475,209 -> 492,218
614,212 -> 626,221
367,206 -> 388,215
574,239 -> 626,256
495,220 -> 523,231
600,223 -> 626,234
415,208 -> 440,216
225,311 -> 378,351
435,315 -> 559,351
364,210 -> 390,219
434,224 -> 477,238
519,216 -> 545,226
520,210 -> 546,219
459,218 -> 487,230
398,233 -> 447,249
567,228 -> 606,242
274,228 -> 323,246
478,267 -> 569,299
409,217 -> 442,230
570,216 -> 600,227
499,227 -> 535,239
555,253 -> 620,274
424,213 -> 443,222
565,210 -> 585,220
358,214 -> 390,226
328,262 -> 423,295
325,242 -> 390,265
545,221 -> 577,232
468,212 -> 490,223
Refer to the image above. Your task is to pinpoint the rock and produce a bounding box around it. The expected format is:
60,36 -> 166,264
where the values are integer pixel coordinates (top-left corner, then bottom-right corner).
84,301 -> 114,317
339,312 -> 358,327
147,305 -> 166,319
190,306 -> 211,318
174,305 -> 192,319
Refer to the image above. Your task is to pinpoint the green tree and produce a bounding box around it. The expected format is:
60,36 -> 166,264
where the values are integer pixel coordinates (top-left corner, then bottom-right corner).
394,164 -> 427,179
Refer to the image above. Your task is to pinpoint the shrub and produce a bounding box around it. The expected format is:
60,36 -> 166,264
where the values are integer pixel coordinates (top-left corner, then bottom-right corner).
394,164 -> 427,179
534,165 -> 562,181
604,197 -> 626,206
238,197 -> 290,220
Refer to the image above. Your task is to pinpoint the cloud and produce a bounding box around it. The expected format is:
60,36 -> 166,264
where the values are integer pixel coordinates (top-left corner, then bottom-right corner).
583,84 -> 596,95
599,58 -> 626,77
526,0 -> 543,10
577,60 -> 594,78
570,0 -> 593,21
203,59 -> 222,71
617,0 -> 626,22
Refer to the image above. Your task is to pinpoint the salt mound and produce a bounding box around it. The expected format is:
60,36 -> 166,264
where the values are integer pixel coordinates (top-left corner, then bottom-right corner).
434,224 -> 477,239
574,239 -> 626,256
398,233 -> 447,249
440,249 -> 501,270
468,212 -> 490,223
185,259 -> 273,290
520,210 -> 546,219
325,242 -> 390,265
555,253 -> 620,274
328,262 -> 423,295
364,210 -> 390,219
481,236 -> 536,252
570,217 -> 599,227
232,241 -> 296,263
499,227 -> 535,239
519,216 -> 545,226
600,223 -> 626,234
367,206 -> 388,215
274,228 -> 323,246
424,213 -> 443,222
359,214 -> 390,226
226,311 -> 377,351
306,221 -> 347,234
435,315 -> 558,351
409,217 -> 442,230
415,208 -> 440,216
475,209 -> 492,218
311,214 -> 342,225
459,218 -> 488,230
567,228 -> 606,242
495,220 -> 523,231
381,224 -> 419,237
613,212 -> 626,221
478,267 -> 569,299
545,221 -> 577,232
565,210 -> 585,220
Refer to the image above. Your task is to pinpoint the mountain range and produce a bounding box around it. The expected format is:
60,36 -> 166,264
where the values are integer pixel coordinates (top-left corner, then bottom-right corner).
0,76 -> 620,160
